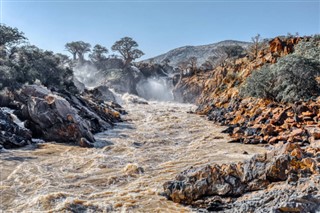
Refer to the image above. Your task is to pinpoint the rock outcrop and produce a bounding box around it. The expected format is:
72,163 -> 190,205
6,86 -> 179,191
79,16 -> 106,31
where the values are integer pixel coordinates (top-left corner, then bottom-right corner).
163,143 -> 320,212
198,98 -> 320,148
0,84 -> 124,148
103,66 -> 144,95
0,108 -> 32,149
164,36 -> 320,211
172,36 -> 311,104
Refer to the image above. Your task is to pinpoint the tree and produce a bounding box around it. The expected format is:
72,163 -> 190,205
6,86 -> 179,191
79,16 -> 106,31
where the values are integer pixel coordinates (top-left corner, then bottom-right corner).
0,24 -> 26,47
65,41 -> 91,62
89,44 -> 108,63
1,44 -> 74,90
65,42 -> 78,60
221,45 -> 245,58
188,56 -> 198,73
247,34 -> 264,60
55,53 -> 70,65
111,37 -> 144,66
0,24 -> 26,59
75,41 -> 91,62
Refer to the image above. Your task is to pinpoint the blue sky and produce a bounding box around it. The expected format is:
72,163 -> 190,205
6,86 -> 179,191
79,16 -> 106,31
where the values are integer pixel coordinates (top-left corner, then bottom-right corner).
1,0 -> 319,60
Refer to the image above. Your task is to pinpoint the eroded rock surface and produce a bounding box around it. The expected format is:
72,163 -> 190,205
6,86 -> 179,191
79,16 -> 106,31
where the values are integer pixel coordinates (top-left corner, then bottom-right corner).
163,143 -> 320,212
0,84 -> 124,148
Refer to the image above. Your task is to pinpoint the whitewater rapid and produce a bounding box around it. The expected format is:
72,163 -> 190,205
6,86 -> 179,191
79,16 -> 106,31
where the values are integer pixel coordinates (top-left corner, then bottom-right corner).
0,100 -> 266,212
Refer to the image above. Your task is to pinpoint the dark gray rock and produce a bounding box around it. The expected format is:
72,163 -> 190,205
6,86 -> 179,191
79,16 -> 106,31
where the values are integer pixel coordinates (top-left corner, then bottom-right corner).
163,144 -> 320,212
89,85 -> 116,102
0,109 -> 32,148
23,86 -> 95,146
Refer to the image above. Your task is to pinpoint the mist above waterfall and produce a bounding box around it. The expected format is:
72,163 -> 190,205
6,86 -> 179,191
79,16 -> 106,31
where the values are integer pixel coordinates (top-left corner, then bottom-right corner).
73,63 -> 104,88
72,61 -> 175,102
136,77 -> 174,101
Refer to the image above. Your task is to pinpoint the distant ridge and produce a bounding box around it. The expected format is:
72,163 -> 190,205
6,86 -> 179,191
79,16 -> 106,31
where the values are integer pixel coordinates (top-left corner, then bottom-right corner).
141,40 -> 251,67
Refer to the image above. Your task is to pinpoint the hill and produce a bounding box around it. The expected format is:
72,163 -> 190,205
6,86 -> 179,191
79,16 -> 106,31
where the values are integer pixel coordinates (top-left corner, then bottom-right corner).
141,40 -> 251,67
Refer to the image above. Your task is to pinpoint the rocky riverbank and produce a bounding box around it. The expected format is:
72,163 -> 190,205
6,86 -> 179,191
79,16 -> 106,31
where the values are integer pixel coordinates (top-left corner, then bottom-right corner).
0,84 -> 124,149
163,35 -> 320,211
163,142 -> 320,212
0,101 -> 267,212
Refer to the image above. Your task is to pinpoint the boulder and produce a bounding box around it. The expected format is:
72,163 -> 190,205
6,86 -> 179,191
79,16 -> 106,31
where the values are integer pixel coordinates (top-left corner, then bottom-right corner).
0,108 -> 32,148
13,85 -> 95,146
163,144 -> 320,212
89,85 -> 116,103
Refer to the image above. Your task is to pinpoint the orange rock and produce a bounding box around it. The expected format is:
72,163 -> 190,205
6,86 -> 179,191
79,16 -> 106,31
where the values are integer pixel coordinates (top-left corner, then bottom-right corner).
302,111 -> 314,117
45,95 -> 56,105
290,148 -> 303,159
261,124 -> 276,136
269,37 -> 284,55
290,128 -> 303,137
306,121 -> 317,125
301,158 -> 317,174
281,142 -> 301,154
286,117 -> 296,123
66,114 -> 74,123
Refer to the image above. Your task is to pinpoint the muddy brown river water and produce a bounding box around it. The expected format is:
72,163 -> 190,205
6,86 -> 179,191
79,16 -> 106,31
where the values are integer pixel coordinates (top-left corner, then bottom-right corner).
0,101 -> 267,212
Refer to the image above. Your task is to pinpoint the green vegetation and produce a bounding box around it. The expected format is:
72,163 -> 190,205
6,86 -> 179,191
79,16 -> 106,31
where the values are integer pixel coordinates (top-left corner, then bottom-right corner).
241,36 -> 320,103
0,24 -> 75,91
65,41 -> 91,62
0,24 -> 145,91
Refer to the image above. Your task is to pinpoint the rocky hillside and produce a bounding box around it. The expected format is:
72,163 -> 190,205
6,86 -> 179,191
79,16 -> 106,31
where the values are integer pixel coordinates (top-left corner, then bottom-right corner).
142,40 -> 250,67
163,35 -> 320,212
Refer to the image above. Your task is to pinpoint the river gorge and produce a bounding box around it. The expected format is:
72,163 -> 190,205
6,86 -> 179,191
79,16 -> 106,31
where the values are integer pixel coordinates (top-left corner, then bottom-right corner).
0,98 -> 267,212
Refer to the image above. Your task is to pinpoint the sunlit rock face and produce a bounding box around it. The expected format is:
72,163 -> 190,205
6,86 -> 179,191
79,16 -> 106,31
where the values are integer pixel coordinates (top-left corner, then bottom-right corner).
0,84 -> 124,148
20,85 -> 96,146
163,143 -> 320,212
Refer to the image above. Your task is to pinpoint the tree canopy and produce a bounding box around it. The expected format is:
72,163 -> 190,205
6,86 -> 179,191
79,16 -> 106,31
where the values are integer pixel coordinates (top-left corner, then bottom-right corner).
111,37 -> 144,66
0,24 -> 26,47
65,41 -> 91,62
89,44 -> 108,63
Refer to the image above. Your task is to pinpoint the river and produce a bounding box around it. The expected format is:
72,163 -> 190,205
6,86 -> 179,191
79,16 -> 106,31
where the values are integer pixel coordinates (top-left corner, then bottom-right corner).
0,100 -> 266,212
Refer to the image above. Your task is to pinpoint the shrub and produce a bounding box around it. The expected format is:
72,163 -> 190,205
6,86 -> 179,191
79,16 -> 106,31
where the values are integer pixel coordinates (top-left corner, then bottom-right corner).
1,45 -> 75,91
241,54 -> 320,103
294,37 -> 320,61
220,45 -> 246,58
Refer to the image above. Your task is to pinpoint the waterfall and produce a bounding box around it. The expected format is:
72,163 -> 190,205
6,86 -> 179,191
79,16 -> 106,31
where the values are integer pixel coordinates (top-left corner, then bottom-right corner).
136,77 -> 174,101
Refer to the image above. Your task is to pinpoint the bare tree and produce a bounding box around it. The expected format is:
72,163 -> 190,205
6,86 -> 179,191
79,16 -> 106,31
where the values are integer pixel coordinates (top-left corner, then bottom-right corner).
188,57 -> 198,73
247,34 -> 264,60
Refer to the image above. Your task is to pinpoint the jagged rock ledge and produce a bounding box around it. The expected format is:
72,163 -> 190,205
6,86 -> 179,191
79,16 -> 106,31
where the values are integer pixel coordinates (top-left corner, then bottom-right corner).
163,143 -> 320,212
197,98 -> 320,148
0,84 -> 124,149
